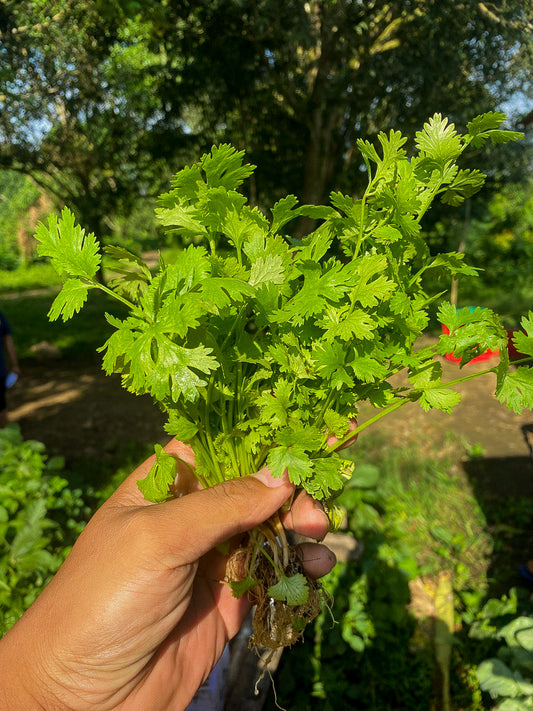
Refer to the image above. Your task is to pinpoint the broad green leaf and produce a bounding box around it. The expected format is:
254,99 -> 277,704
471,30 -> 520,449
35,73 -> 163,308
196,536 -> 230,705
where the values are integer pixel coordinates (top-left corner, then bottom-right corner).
467,111 -> 523,148
104,245 -> 152,280
230,577 -> 259,598
200,144 -> 255,189
415,114 -> 463,165
137,444 -> 177,503
441,169 -> 486,206
313,341 -> 354,389
498,617 -> 533,651
201,277 -> 255,312
349,355 -> 388,383
477,658 -> 533,699
467,111 -> 506,136
496,367 -> 533,415
498,699 -> 533,711
155,203 -> 208,235
323,410 -> 352,438
249,255 -> 285,287
424,252 -> 478,278
276,426 -> 324,452
267,445 -> 313,485
307,456 -> 352,498
268,572 -> 309,606
270,195 -> 300,233
164,412 -> 199,441
513,313 -> 533,357
418,387 -> 462,413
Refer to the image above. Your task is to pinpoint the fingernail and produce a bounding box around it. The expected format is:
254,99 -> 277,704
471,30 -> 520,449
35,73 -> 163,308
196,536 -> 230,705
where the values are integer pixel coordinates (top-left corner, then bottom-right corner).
253,467 -> 290,488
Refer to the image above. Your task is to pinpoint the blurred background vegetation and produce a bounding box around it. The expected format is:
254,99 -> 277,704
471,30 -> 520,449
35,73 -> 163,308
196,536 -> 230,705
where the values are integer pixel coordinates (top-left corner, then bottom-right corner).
0,0 -> 532,320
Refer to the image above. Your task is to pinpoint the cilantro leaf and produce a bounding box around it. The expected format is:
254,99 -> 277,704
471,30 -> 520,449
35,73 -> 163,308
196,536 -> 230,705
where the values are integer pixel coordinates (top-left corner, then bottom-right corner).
230,576 -> 259,598
36,115 -> 530,515
137,444 -> 177,503
268,573 -> 309,606
267,445 -> 313,485
35,208 -> 101,280
496,367 -> 533,415
513,312 -> 533,358
466,111 -> 523,148
200,144 -> 255,189
415,114 -> 463,165
48,278 -> 91,322
419,387 -> 462,414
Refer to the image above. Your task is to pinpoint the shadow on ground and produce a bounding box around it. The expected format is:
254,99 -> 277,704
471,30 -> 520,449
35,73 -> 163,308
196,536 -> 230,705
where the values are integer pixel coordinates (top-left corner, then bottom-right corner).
462,446 -> 533,597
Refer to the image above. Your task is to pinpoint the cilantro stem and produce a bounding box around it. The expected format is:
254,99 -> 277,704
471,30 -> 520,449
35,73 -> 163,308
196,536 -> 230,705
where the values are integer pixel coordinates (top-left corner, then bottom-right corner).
259,543 -> 284,579
327,397 -> 407,452
328,355 -> 531,453
93,281 -> 135,310
314,390 -> 335,428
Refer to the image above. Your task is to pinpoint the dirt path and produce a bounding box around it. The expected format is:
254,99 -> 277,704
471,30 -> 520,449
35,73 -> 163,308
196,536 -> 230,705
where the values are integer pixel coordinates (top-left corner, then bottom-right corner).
8,360 -> 167,464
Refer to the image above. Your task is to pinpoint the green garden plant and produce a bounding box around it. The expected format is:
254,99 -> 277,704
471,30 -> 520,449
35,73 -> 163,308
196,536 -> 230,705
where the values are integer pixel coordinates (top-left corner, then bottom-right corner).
0,425 -> 88,634
34,112 -> 533,649
473,594 -> 533,710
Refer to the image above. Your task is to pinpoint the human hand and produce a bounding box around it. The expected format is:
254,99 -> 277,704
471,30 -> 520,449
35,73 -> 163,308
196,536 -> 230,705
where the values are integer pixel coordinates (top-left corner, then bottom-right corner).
0,439 -> 336,711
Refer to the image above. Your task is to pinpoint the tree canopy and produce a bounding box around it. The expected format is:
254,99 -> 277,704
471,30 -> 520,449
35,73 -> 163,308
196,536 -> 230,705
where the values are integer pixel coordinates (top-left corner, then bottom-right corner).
0,0 -> 531,242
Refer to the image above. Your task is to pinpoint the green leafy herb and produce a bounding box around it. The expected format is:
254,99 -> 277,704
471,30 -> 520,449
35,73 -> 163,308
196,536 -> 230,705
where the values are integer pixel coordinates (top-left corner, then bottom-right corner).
35,112 -> 533,649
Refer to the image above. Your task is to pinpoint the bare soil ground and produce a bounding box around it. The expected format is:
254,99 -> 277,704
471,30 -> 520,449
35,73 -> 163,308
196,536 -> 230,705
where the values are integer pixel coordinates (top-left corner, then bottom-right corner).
8,359 -> 167,466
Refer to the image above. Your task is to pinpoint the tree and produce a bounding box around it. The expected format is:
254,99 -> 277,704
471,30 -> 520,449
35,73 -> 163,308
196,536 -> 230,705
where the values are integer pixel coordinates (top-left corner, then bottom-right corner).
186,0 -> 533,211
1,0 -> 531,248
0,0 -> 191,244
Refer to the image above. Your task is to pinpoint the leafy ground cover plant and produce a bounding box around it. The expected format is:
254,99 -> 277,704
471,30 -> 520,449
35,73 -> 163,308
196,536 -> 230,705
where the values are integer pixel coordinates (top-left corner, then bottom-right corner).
471,592 -> 533,710
35,112 -> 533,649
0,425 -> 88,634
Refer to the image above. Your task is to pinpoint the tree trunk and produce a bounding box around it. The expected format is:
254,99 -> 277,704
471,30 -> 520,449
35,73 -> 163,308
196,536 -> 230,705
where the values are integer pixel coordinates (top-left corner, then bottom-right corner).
295,105 -> 345,237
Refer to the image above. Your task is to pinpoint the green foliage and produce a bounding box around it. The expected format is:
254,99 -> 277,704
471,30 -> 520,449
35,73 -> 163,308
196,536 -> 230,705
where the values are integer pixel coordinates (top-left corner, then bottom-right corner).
267,432 -> 527,709
0,291 -> 127,361
34,114 -> 532,509
268,572 -> 309,606
0,425 -> 89,634
471,594 -> 533,710
0,262 -> 62,294
469,180 -> 533,292
267,436 -> 484,709
137,444 -> 176,503
0,2 -> 180,246
2,0 -> 531,258
0,170 -> 41,266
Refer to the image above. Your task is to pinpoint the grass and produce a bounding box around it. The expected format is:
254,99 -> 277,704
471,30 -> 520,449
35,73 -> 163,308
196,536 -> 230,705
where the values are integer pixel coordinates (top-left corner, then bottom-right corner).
1,289 -> 128,361
341,431 -> 493,594
0,262 -> 62,293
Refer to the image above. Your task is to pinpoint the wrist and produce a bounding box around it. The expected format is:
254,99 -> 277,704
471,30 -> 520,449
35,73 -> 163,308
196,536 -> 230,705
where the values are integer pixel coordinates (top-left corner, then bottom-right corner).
0,623 -> 67,711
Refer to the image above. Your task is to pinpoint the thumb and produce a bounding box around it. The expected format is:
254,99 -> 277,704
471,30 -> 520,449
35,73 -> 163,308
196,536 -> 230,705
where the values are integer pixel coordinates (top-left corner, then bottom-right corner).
142,469 -> 294,563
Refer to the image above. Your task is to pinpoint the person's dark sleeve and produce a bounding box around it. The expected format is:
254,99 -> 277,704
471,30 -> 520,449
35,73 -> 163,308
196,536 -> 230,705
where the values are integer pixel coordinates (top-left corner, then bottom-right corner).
0,313 -> 12,337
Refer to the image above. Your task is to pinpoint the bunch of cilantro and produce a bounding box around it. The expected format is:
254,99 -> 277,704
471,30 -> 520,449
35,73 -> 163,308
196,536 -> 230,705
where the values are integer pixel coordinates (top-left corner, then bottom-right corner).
35,112 -> 533,637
